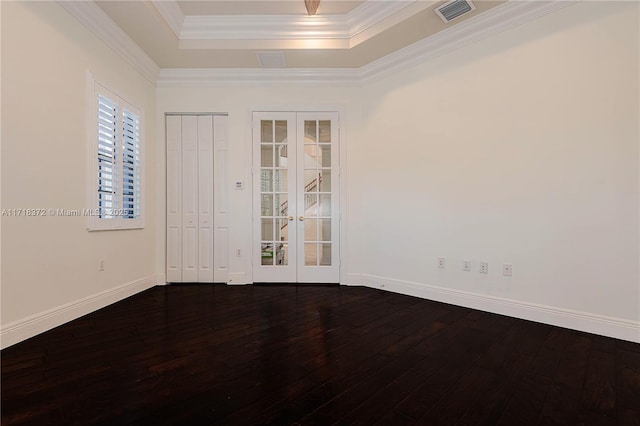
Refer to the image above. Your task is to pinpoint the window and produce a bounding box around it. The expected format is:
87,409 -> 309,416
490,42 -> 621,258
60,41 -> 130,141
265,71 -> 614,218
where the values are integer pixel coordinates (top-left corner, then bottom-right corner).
89,80 -> 143,230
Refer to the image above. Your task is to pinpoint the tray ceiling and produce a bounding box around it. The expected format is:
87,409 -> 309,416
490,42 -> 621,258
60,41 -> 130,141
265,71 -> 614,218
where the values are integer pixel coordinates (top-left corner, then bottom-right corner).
93,0 -> 504,69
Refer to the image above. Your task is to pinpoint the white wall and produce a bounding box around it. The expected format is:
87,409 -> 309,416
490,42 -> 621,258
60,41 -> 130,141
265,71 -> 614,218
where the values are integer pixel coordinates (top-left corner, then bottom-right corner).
356,1 -> 639,337
3,0 -> 635,346
156,86 -> 362,284
155,2 -> 638,341
1,2 -> 157,347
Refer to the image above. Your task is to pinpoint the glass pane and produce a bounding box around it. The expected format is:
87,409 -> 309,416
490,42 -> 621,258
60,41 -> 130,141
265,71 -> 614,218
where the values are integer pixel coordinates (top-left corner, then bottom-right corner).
261,145 -> 274,167
319,170 -> 331,192
320,145 -> 331,168
305,243 -> 318,266
304,171 -> 319,193
319,194 -> 331,217
304,121 -> 316,143
274,193 -> 288,216
304,145 -> 318,166
276,243 -> 288,266
275,145 -> 288,167
261,243 -> 274,266
304,194 -> 318,216
261,120 -> 273,143
274,170 -> 288,192
319,120 -> 331,143
320,219 -> 331,242
260,169 -> 273,192
261,218 -> 274,241
320,244 -> 331,266
261,194 -> 273,216
275,120 -> 287,143
275,219 -> 289,242
305,219 -> 318,242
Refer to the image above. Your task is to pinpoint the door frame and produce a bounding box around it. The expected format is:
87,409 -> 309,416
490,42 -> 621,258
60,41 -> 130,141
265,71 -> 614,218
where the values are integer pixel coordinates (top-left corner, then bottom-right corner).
249,105 -> 348,284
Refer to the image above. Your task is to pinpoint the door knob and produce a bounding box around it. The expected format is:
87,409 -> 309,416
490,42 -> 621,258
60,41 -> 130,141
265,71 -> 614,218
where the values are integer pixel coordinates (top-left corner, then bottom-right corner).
299,216 -> 304,221
288,216 -> 294,221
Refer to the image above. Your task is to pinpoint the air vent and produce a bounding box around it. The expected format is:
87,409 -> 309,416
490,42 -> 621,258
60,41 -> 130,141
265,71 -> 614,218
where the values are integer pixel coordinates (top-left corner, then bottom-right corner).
257,51 -> 286,68
435,0 -> 476,23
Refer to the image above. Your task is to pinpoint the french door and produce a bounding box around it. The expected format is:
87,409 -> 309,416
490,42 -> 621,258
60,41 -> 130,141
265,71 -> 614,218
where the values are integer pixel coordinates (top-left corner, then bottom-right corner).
253,111 -> 339,283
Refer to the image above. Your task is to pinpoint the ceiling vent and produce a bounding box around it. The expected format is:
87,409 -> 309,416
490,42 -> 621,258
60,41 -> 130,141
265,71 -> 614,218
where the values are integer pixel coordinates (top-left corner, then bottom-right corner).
435,0 -> 476,23
257,51 -> 286,68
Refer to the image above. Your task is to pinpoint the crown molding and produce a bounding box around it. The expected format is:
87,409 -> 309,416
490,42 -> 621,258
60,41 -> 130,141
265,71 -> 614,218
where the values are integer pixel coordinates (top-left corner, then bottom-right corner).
360,0 -> 574,84
157,1 -> 575,87
151,0 -> 184,37
157,68 -> 361,87
180,14 -> 349,41
155,0 -> 418,49
347,0 -> 429,38
177,14 -> 352,49
58,1 -> 159,84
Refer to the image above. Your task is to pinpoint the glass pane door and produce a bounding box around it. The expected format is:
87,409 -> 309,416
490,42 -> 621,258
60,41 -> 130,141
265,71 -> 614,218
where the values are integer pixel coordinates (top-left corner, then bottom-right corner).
253,111 -> 339,283
253,113 -> 297,282
296,113 -> 339,283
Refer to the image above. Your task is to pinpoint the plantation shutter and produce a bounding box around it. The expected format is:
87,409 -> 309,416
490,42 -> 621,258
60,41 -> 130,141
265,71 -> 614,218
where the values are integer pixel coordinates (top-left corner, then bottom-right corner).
122,109 -> 140,219
91,81 -> 143,231
97,95 -> 118,219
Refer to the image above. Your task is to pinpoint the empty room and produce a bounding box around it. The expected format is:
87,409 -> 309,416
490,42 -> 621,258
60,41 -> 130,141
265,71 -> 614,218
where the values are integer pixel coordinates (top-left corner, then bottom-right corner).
1,0 -> 639,424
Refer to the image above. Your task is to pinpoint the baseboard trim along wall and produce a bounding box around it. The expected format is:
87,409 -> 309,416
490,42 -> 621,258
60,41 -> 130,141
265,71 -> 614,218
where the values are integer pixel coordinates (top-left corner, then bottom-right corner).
358,274 -> 640,343
345,273 -> 364,286
227,272 -> 249,285
0,275 -> 157,349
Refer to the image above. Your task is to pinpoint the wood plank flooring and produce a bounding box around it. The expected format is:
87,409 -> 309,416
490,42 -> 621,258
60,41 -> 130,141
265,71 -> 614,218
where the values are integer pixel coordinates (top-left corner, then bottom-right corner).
2,285 -> 639,425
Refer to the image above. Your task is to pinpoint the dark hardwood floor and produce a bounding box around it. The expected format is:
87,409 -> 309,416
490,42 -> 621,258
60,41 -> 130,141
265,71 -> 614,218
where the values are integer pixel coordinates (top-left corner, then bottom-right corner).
2,284 -> 639,425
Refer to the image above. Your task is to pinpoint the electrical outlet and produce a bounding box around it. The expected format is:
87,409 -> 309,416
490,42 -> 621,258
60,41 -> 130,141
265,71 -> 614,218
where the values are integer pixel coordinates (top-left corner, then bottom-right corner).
479,262 -> 489,274
437,257 -> 446,269
99,260 -> 105,271
463,260 -> 471,271
503,263 -> 512,276
236,249 -> 241,257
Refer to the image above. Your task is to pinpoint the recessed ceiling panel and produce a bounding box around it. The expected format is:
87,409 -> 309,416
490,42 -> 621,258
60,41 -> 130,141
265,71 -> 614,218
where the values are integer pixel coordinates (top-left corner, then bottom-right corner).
95,0 -> 505,69
178,0 -> 365,16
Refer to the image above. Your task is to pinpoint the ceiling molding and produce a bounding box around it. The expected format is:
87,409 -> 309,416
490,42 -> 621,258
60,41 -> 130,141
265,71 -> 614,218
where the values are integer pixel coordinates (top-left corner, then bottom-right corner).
155,0 -> 419,49
150,0 -> 184,37
347,0 -> 427,38
180,14 -> 349,41
157,1 -> 575,87
359,0 -> 575,84
57,1 -> 159,84
157,68 -> 361,87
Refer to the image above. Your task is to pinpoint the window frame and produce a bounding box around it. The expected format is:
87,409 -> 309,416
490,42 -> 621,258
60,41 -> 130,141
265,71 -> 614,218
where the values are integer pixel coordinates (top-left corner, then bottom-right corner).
88,74 -> 144,231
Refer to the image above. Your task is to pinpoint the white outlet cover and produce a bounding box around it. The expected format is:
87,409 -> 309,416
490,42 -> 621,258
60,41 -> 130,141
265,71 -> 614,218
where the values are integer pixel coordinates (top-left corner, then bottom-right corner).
480,262 -> 488,274
503,263 -> 513,276
463,260 -> 471,271
438,257 -> 445,269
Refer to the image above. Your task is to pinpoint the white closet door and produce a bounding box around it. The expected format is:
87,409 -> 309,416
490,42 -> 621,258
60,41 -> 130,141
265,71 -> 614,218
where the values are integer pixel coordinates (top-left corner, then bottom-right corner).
182,116 -> 199,282
213,115 -> 229,282
197,116 -> 214,282
166,114 -> 226,283
166,116 -> 182,282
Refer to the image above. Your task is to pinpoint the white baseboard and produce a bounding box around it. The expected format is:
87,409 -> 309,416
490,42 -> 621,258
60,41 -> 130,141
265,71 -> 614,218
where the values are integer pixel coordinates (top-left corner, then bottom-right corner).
362,274 -> 640,343
156,273 -> 167,285
227,272 -> 249,285
1,275 -> 157,349
345,273 -> 363,286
